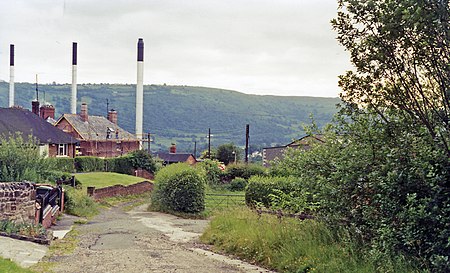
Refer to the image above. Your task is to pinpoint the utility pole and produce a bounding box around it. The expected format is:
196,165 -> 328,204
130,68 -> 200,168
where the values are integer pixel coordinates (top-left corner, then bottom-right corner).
194,141 -> 197,158
147,132 -> 151,154
35,74 -> 39,101
245,124 -> 249,163
106,99 -> 109,113
208,128 -> 211,159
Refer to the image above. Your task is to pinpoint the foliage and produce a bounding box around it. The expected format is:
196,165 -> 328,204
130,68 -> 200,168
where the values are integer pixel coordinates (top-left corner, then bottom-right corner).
215,143 -> 241,165
201,208 -> 418,273
128,149 -> 157,173
151,163 -> 206,213
63,187 -> 98,217
74,156 -> 104,172
196,159 -> 222,185
0,220 -> 47,238
0,133 -> 52,182
45,157 -> 76,173
332,0 -> 450,158
74,172 -> 145,189
221,163 -> 267,182
42,170 -> 77,185
245,175 -> 315,213
228,177 -> 247,191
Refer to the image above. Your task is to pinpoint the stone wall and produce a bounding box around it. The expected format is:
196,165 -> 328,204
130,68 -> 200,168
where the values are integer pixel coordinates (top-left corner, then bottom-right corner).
0,182 -> 36,224
88,181 -> 153,199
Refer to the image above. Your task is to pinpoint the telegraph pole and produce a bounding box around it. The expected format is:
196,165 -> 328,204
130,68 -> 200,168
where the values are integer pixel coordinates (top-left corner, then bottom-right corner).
245,124 -> 249,163
147,132 -> 151,154
208,128 -> 211,159
194,141 -> 197,158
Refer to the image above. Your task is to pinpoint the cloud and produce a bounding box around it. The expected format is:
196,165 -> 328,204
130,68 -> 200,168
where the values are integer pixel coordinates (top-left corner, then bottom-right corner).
0,0 -> 350,97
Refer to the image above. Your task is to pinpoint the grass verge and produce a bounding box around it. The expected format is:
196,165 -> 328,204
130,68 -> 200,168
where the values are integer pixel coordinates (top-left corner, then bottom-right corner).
75,172 -> 146,189
0,257 -> 34,273
200,208 -> 421,273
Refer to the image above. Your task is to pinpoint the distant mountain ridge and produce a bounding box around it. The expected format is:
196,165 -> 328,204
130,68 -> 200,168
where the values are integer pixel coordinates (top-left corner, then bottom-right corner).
0,82 -> 340,153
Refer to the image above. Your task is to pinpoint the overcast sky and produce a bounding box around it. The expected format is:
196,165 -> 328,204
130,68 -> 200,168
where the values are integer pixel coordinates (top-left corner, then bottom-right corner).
0,0 -> 351,97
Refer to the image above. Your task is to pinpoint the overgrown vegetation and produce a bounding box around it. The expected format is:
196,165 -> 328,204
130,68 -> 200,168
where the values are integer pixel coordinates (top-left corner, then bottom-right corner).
63,187 -> 98,218
151,163 -> 206,213
201,209 -> 418,273
0,134 -> 52,182
0,220 -> 47,238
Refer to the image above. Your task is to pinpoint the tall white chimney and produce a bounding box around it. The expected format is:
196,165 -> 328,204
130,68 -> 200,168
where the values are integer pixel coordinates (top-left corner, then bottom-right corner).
71,42 -> 78,114
9,44 -> 14,107
135,38 -> 144,139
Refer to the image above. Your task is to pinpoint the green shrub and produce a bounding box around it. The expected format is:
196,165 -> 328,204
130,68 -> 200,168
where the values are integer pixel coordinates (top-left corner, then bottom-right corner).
74,156 -> 104,172
42,170 -> 76,184
228,177 -> 247,191
152,163 -> 206,213
63,187 -> 98,217
128,150 -> 157,173
46,157 -> 75,173
0,133 -> 51,182
222,163 -> 266,182
245,175 -> 298,208
197,159 -> 222,185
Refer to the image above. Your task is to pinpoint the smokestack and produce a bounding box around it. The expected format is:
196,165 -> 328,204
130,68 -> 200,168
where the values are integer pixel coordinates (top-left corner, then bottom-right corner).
71,42 -> 77,114
80,102 -> 88,122
9,44 -> 14,107
135,38 -> 144,139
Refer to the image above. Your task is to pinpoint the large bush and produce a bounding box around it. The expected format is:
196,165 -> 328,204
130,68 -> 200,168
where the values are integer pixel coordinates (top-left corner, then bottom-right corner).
152,163 -> 206,213
197,159 -> 222,185
0,134 -> 51,182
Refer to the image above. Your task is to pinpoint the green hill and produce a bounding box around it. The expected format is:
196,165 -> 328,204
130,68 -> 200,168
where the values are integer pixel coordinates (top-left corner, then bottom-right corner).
0,82 -> 340,153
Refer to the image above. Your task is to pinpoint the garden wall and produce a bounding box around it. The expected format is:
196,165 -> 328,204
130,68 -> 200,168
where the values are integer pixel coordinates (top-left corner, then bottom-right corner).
87,181 -> 153,199
0,182 -> 36,224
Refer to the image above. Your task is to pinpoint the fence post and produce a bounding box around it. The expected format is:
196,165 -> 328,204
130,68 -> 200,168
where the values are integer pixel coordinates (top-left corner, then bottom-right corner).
87,186 -> 96,197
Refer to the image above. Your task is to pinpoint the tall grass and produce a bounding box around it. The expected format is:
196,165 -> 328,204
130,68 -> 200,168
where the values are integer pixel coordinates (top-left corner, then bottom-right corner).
201,208 -> 420,273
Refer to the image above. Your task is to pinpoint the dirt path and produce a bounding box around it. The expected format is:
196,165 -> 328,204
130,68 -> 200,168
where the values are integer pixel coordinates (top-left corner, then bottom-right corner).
45,203 -> 271,273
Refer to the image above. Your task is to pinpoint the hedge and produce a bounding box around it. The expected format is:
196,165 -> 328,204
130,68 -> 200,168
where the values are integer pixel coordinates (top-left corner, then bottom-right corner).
74,156 -> 105,172
46,157 -> 76,173
245,175 -> 298,208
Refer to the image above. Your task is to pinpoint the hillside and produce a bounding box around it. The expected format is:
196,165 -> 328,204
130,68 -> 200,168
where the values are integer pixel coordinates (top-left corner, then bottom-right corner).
0,82 -> 340,153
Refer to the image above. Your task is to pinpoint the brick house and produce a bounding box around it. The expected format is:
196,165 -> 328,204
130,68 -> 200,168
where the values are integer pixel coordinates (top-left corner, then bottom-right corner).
262,135 -> 324,167
0,107 -> 77,157
54,103 -> 140,157
156,144 -> 197,165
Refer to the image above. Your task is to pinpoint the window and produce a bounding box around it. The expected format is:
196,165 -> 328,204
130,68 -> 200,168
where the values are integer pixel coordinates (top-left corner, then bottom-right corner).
58,144 -> 68,156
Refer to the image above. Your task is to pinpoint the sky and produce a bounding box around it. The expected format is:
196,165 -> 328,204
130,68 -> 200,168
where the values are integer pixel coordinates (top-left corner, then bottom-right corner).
0,0 -> 351,97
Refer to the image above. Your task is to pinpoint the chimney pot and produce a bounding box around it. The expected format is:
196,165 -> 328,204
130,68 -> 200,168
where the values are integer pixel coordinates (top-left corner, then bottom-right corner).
107,109 -> 118,125
80,102 -> 88,122
32,100 -> 40,116
40,104 -> 55,120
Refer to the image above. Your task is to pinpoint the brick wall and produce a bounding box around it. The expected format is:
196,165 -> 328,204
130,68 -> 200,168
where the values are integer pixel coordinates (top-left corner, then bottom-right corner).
88,181 -> 153,199
134,169 -> 154,180
0,182 -> 36,224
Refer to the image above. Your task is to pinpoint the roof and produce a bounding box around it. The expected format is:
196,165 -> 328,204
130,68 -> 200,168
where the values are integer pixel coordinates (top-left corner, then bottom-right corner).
156,153 -> 196,163
57,114 -> 137,141
0,108 -> 77,144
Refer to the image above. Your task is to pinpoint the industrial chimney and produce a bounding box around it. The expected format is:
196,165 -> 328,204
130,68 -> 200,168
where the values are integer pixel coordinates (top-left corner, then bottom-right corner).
9,44 -> 14,107
71,42 -> 77,114
135,38 -> 144,139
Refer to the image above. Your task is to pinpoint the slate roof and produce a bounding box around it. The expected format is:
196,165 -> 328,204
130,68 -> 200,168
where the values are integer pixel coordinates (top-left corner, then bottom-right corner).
156,153 -> 196,164
0,108 -> 77,144
57,114 -> 137,141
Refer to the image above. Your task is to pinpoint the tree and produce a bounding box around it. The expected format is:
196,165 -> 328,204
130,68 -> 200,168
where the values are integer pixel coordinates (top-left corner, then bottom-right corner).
216,143 -> 241,165
332,0 -> 450,156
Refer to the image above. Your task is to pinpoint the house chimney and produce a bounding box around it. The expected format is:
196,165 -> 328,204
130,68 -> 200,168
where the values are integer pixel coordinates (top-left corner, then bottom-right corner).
80,102 -> 88,122
9,44 -> 14,107
169,143 -> 176,154
107,109 -> 118,125
40,104 -> 55,120
135,38 -> 144,139
32,100 -> 40,116
71,42 -> 77,114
